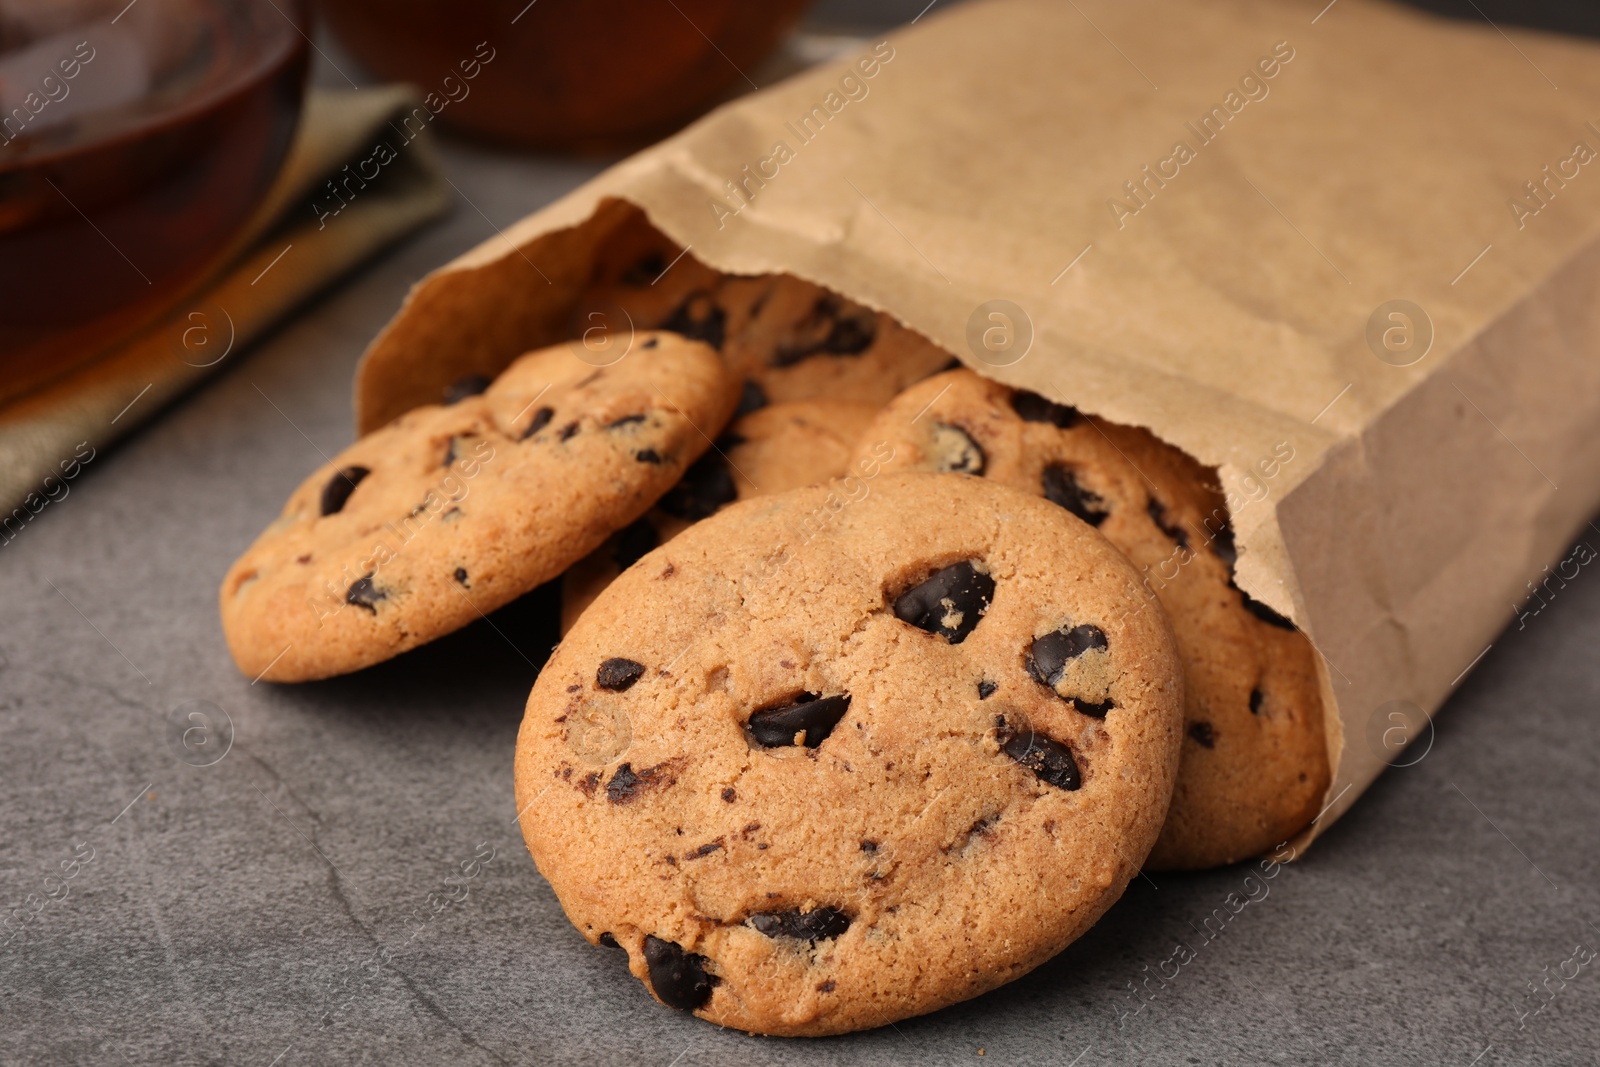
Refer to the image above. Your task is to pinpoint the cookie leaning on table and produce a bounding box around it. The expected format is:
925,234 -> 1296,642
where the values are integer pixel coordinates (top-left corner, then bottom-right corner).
560,399 -> 882,633
852,370 -> 1330,871
220,333 -> 738,682
517,473 -> 1184,1036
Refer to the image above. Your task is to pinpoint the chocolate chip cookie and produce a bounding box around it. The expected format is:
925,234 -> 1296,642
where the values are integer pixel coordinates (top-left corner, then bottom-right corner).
560,399 -> 883,632
854,370 -> 1329,870
516,473 -> 1184,1035
221,333 -> 739,682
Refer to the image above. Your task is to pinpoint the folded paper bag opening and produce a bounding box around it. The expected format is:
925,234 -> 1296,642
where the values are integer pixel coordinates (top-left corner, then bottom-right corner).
350,0 -> 1600,856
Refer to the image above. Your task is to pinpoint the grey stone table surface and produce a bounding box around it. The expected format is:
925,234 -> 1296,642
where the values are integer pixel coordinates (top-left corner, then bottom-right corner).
6,5 -> 1600,1065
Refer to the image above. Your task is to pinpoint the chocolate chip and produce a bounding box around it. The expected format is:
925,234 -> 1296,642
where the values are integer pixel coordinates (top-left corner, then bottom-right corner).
930,422 -> 985,475
893,561 -> 995,644
999,720 -> 1081,790
621,252 -> 666,286
1041,464 -> 1108,526
860,840 -> 878,853
688,841 -> 722,858
771,296 -> 877,366
320,466 -> 370,516
1241,593 -> 1296,630
611,519 -> 659,570
605,763 -> 638,801
749,907 -> 851,942
662,292 -> 726,350
642,337 -> 659,349
608,413 -> 646,429
443,434 -> 477,469
520,406 -> 555,440
1027,624 -> 1108,691
635,449 -> 663,464
453,567 -> 469,586
1011,389 -> 1080,428
721,787 -> 737,802
598,931 -> 622,949
443,374 -> 490,404
1070,698 -> 1114,719
749,693 -> 851,748
817,980 -> 836,992
1210,522 -> 1238,570
977,680 -> 998,699
735,379 -> 769,416
558,421 -> 581,442
1249,688 -> 1264,714
657,453 -> 737,520
1189,722 -> 1217,748
345,574 -> 385,613
1147,497 -> 1189,549
642,935 -> 716,1011
597,657 -> 646,691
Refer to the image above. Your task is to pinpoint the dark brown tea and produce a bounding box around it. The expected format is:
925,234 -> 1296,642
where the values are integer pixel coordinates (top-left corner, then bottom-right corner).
0,0 -> 307,402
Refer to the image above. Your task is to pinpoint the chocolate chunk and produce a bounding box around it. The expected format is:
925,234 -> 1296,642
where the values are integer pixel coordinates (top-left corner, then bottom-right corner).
642,337 -> 659,349
453,567 -> 469,587
1241,592 -> 1296,630
605,764 -> 638,801
598,931 -> 622,949
597,657 -> 646,691
657,454 -> 737,520
688,841 -> 722,858
1010,389 -> 1080,428
894,561 -> 995,644
520,406 -> 555,440
443,374 -> 490,404
771,296 -> 877,366
1070,698 -> 1114,719
345,574 -> 385,613
735,379 -> 769,416
999,721 -> 1081,790
443,434 -> 478,469
1188,721 -> 1217,748
1249,688 -> 1264,714
662,292 -> 726,350
749,907 -> 851,942
558,421 -> 580,441
1147,497 -> 1190,549
611,519 -> 659,570
930,422 -> 985,475
721,787 -> 737,803
749,693 -> 851,748
1027,624 -> 1109,688
643,935 -> 716,1011
1041,464 -> 1108,526
860,840 -> 878,853
608,413 -> 647,429
621,252 -> 666,286
635,449 -> 663,464
977,680 -> 998,700
319,466 -> 370,516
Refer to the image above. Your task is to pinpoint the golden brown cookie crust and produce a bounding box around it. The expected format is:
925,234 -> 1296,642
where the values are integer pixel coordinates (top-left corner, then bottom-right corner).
560,399 -> 883,633
854,370 -> 1330,870
516,473 -> 1183,1036
221,333 -> 738,682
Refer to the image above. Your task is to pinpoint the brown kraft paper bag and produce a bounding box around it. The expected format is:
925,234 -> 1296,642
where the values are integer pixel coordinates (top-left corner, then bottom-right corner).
347,0 -> 1600,853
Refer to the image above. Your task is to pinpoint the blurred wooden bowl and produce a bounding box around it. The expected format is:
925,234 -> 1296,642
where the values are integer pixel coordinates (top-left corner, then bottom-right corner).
319,0 -> 812,151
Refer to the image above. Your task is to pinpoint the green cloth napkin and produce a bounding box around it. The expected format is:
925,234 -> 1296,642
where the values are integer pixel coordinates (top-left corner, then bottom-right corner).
0,85 -> 450,519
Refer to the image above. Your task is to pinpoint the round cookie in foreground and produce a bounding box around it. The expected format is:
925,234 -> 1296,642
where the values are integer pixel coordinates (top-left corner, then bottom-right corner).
221,333 -> 738,682
854,370 -> 1330,870
516,473 -> 1184,1036
559,399 -> 883,633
